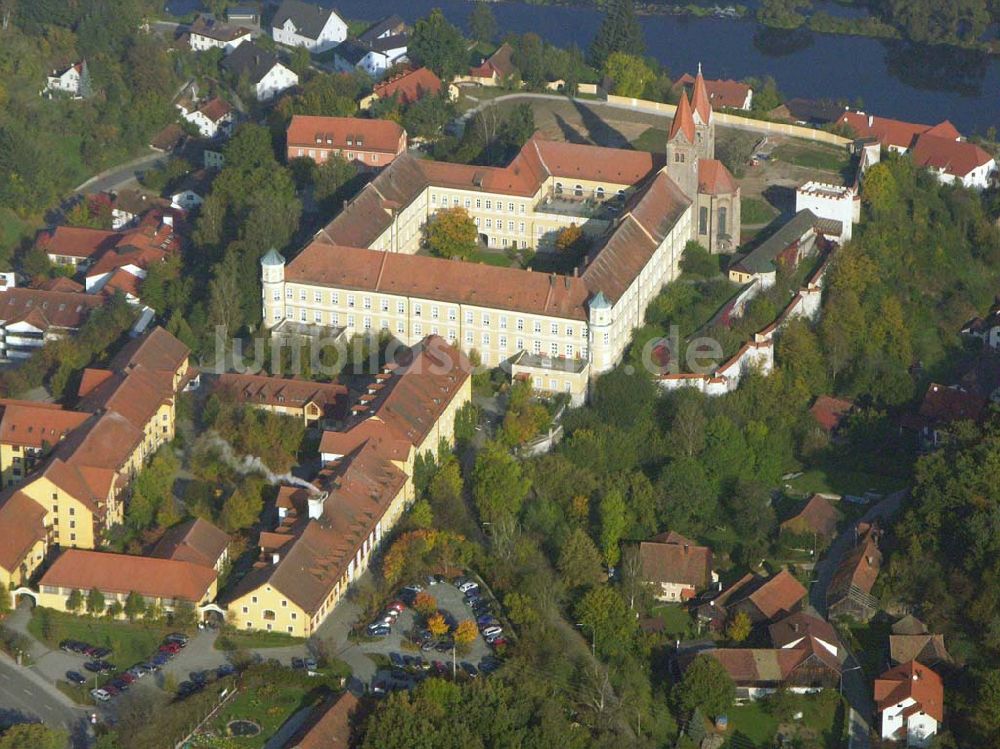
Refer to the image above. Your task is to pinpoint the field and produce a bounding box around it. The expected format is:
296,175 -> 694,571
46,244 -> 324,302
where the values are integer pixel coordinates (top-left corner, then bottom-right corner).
783,465 -> 907,498
721,692 -> 846,748
632,126 -> 668,154
772,141 -> 851,174
740,197 -> 779,226
29,607 -> 172,670
468,248 -> 516,267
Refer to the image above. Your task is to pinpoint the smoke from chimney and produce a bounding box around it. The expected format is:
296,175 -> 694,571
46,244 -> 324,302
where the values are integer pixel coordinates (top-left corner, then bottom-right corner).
202,433 -> 321,495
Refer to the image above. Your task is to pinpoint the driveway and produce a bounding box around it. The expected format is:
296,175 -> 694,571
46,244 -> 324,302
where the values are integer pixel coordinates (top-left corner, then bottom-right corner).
809,489 -> 908,749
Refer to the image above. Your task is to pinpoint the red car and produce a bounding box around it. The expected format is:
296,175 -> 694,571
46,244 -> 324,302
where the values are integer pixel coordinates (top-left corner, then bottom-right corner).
119,672 -> 136,684
159,642 -> 181,655
387,600 -> 405,613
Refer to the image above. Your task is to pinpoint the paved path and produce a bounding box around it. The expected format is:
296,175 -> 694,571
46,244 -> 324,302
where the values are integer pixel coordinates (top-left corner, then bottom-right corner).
73,151 -> 166,195
809,489 -> 908,749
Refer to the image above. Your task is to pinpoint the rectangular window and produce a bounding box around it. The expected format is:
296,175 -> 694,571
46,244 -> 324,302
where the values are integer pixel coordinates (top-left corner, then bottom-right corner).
431,194 -> 437,205
465,311 -> 473,324
397,321 -> 405,333
516,318 -> 524,331
485,218 -> 492,229
464,198 -> 471,208
414,303 -> 422,317
397,301 -> 405,314
432,306 -> 439,319
533,340 -> 542,354
551,322 -> 559,336
364,316 -> 372,330
448,328 -> 456,341
507,220 -> 514,232
414,323 -> 422,335
448,308 -> 457,321
499,316 -> 507,330
551,342 -> 559,356
508,202 -> 514,212
285,289 -> 293,299
347,294 -> 355,308
465,331 -> 473,344
499,336 -> 507,350
516,337 -> 524,350
699,206 -> 708,235
482,313 -> 489,326
299,290 -> 306,300
485,199 -> 492,209
363,296 -> 371,310
313,291 -> 322,303
481,332 -> 490,345
534,321 -> 541,333
381,298 -> 389,312
331,292 -> 339,305
476,198 -> 482,208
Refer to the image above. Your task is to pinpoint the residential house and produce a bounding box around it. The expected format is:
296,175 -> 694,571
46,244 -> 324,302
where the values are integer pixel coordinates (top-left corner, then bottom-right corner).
225,336 -> 470,635
826,522 -> 882,622
463,42 -> 517,87
771,98 -> 845,126
188,15 -> 252,52
0,286 -> 105,360
679,638 -> 841,702
43,60 -> 91,99
768,610 -> 844,661
36,548 -> 218,617
334,16 -> 408,77
0,400 -> 89,488
214,372 -> 349,427
728,209 -> 834,288
889,615 -> 951,668
674,71 -> 752,110
169,170 -> 216,211
961,298 -> 1000,350
150,517 -> 230,574
695,569 -> 806,630
150,124 -> 186,153
875,660 -> 943,748
286,115 -> 406,170
178,96 -> 236,139
903,382 -> 988,448
0,491 -> 49,588
222,41 -> 299,101
780,494 -> 841,547
35,226 -> 121,270
809,395 -> 855,437
637,531 -> 715,603
360,66 -> 452,109
271,0 -> 347,53
283,690 -> 359,748
109,190 -> 171,230
836,112 -> 960,154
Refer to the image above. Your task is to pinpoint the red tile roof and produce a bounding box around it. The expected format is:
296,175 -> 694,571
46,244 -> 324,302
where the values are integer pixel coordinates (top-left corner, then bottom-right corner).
215,373 -> 348,418
320,419 -> 413,464
676,73 -> 751,110
0,490 -> 47,574
829,525 -> 881,599
638,532 -> 712,590
691,69 -> 712,123
372,67 -> 443,105
781,494 -> 841,541
837,111 -> 961,151
698,158 -> 738,195
198,97 -> 232,123
768,611 -> 842,653
668,92 -> 695,143
910,133 -> 994,178
287,115 -> 406,155
875,660 -> 944,723
0,287 -> 104,331
36,226 -> 119,260
39,548 -> 217,602
742,569 -> 807,621
150,517 -> 230,569
285,691 -> 359,749
810,395 -> 854,432
469,42 -> 516,80
918,383 -> 987,425
0,400 -> 89,449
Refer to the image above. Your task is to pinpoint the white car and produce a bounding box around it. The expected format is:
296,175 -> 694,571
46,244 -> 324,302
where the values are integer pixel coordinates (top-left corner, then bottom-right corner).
91,688 -> 111,702
458,581 -> 479,594
481,626 -> 503,639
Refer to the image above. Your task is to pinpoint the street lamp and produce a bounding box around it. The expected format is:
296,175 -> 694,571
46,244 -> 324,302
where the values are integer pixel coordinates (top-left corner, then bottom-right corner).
839,664 -> 862,697
574,622 -> 595,657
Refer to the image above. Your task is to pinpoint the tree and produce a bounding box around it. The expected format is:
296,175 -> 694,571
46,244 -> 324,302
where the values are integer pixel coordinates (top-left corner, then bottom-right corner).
454,619 -> 478,646
469,4 -> 497,43
86,587 -> 106,616
413,591 -> 438,617
674,654 -> 736,717
503,591 -> 539,628
575,585 -> 635,659
410,9 -> 467,79
220,479 -> 264,532
726,611 -> 752,642
66,589 -> 84,614
313,153 -> 357,211
603,52 -> 653,98
0,724 -> 67,749
428,612 -> 449,638
124,591 -> 146,622
598,488 -> 628,568
471,441 -> 530,524
555,223 -> 584,253
425,207 -> 478,259
107,601 -> 123,619
402,93 -> 455,140
589,0 -> 644,70
408,499 -> 434,529
288,45 -> 311,77
757,0 -> 811,29
558,527 -> 605,589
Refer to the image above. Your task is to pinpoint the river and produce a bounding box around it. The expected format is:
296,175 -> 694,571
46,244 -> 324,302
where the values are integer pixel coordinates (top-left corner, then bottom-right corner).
169,0 -> 1000,134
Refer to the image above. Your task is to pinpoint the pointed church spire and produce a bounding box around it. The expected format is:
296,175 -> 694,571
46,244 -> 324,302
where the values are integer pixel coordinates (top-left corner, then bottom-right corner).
668,91 -> 695,143
692,64 -> 712,125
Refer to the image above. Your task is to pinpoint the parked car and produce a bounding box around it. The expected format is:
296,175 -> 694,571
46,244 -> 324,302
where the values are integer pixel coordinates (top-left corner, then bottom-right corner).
372,680 -> 387,696
457,581 -> 479,594
165,633 -> 189,647
217,664 -> 237,678
66,671 -> 87,685
431,660 -> 447,676
151,654 -> 169,668
460,662 -> 479,679
291,657 -> 305,669
482,626 -> 503,638
434,640 -> 454,653
387,600 -> 405,613
477,615 -> 498,627
111,678 -> 129,692
367,623 -> 391,637
91,688 -> 111,702
103,684 -> 120,697
389,652 -> 404,668
426,575 -> 439,586
488,637 -> 508,650
159,642 -> 181,655
420,640 -> 436,652
304,657 -> 318,671
90,647 -> 112,659
479,657 -> 501,674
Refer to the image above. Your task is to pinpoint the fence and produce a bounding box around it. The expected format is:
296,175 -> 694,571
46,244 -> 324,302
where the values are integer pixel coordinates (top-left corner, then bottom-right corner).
604,95 -> 852,146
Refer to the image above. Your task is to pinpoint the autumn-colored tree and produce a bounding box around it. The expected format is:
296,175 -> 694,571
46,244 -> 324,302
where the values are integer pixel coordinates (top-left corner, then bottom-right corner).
425,207 -> 478,259
726,610 -> 752,642
555,223 -> 583,252
454,619 -> 478,646
428,612 -> 449,638
414,591 -> 438,617
603,52 -> 653,98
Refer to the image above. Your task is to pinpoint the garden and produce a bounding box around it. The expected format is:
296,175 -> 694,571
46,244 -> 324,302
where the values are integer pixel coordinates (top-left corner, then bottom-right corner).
29,607 -> 173,670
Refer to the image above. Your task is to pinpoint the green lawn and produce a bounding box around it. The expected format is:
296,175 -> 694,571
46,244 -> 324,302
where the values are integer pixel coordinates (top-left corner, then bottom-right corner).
723,692 -> 845,748
741,198 -> 778,226
836,617 -> 891,679
649,603 -> 697,639
215,629 -> 306,651
469,249 -> 516,267
632,127 -> 668,154
772,141 -> 850,173
784,466 -> 906,498
29,608 -> 172,670
0,208 -> 37,263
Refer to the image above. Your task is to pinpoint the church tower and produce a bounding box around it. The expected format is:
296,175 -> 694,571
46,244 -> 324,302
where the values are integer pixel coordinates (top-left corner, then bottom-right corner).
691,63 -> 715,161
666,91 -> 698,200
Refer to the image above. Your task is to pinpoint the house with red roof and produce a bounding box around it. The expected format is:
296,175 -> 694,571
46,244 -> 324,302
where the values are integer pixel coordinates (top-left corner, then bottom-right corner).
876,660 -> 943,747
286,115 -> 407,170
903,382 -> 988,448
810,394 -> 854,435
463,43 -> 517,87
178,96 -> 236,139
637,531 -> 716,602
674,73 -> 752,110
361,66 -> 454,109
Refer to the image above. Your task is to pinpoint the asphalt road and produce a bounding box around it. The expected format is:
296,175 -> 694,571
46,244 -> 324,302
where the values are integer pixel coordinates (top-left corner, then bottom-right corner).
0,656 -> 92,747
809,489 -> 907,749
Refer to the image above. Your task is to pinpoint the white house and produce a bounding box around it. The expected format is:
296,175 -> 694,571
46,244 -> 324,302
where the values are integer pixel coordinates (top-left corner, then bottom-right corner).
876,661 -> 943,748
271,0 -> 347,53
222,42 -> 299,101
178,97 -> 236,139
44,60 -> 90,99
334,16 -> 408,77
189,16 -> 252,53
910,133 -> 996,190
961,299 -> 1000,351
169,170 -> 214,212
795,181 -> 858,242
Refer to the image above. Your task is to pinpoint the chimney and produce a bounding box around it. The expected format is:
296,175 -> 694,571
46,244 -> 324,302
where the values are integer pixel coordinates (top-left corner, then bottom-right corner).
563,276 -> 570,289
307,491 -> 329,520
271,552 -> 281,564
867,114 -> 874,127
163,214 -> 174,228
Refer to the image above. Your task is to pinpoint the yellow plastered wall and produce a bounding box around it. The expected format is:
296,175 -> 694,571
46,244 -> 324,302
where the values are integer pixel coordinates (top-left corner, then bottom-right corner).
20,477 -> 98,550
36,578 -> 218,618
0,537 -> 47,589
227,583 -> 313,637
